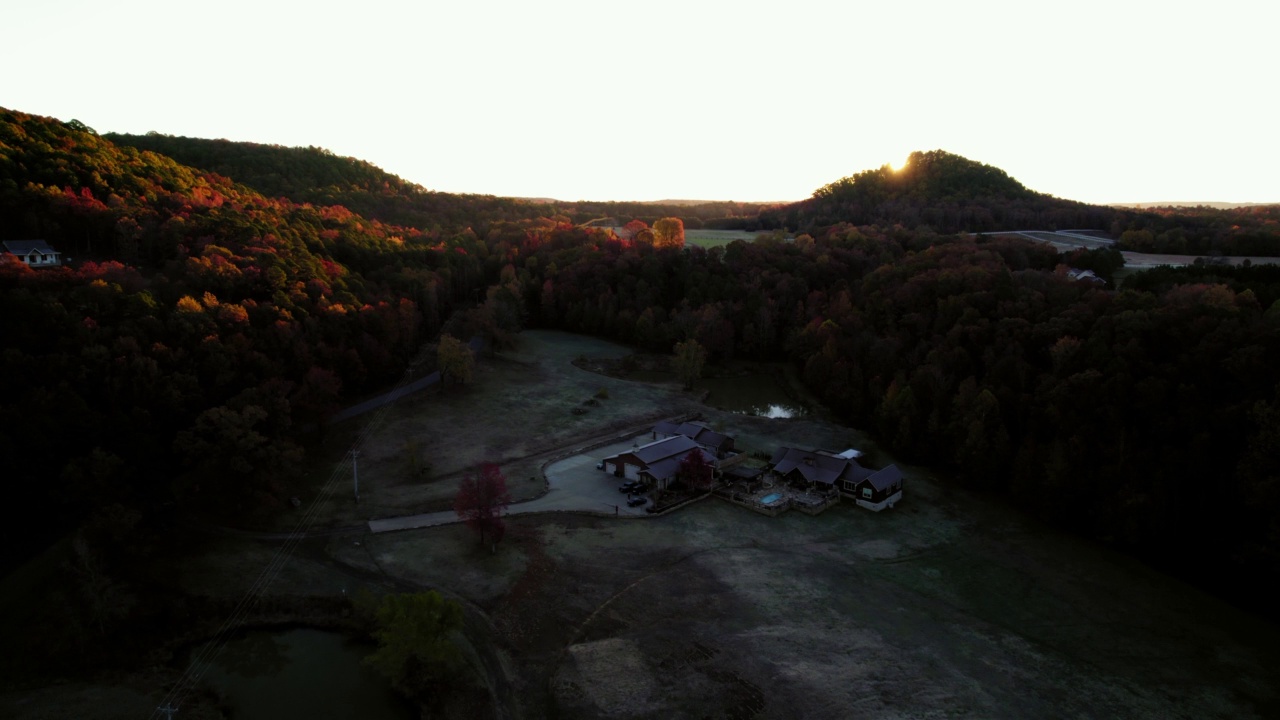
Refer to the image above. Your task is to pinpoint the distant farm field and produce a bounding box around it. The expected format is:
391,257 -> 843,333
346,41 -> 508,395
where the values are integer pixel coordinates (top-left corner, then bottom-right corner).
684,229 -> 765,248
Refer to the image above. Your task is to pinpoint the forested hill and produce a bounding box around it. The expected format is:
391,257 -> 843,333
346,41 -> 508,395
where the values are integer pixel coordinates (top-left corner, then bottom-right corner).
103,133 -> 431,200
0,108 -> 499,561
106,133 -> 774,232
104,132 -> 559,231
765,150 -> 1119,233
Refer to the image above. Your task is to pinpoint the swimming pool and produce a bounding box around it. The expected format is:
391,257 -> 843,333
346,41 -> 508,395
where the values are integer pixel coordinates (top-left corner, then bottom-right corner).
760,492 -> 783,505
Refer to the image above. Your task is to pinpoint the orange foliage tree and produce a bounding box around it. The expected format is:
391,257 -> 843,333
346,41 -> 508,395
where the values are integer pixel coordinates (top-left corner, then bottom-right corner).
653,217 -> 685,249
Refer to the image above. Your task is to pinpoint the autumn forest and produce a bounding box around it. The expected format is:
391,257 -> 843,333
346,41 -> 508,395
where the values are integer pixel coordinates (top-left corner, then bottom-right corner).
4,107 -> 1280,679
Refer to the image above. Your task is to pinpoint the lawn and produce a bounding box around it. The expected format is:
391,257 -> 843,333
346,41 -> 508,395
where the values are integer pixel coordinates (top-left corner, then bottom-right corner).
331,462 -> 1280,719
684,229 -> 767,248
266,331 -> 698,532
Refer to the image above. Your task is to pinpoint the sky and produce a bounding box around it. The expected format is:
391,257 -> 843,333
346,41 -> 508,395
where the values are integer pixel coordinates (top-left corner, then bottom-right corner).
4,0 -> 1278,204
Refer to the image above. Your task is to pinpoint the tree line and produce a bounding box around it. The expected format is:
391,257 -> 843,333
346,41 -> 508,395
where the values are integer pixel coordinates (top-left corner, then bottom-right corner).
497,219 -> 1280,613
0,109 -> 508,571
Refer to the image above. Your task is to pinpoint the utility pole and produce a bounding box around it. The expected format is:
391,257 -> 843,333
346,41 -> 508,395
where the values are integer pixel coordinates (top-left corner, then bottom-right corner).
158,705 -> 178,720
351,449 -> 360,504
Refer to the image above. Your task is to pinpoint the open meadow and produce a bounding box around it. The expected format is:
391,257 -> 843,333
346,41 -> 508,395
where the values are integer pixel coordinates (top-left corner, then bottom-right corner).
328,459 -> 1280,718
237,331 -> 1280,717
684,229 -> 767,249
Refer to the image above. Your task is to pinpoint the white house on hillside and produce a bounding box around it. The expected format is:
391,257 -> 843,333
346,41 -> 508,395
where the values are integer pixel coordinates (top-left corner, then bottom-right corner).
3,240 -> 62,268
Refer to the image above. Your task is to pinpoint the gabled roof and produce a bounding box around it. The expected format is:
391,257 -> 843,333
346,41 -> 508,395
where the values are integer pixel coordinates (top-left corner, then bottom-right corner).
691,427 -> 730,450
653,420 -> 683,436
3,239 -> 58,256
654,420 -> 732,449
632,435 -> 701,464
864,465 -> 903,492
771,446 -> 872,486
642,447 -> 716,482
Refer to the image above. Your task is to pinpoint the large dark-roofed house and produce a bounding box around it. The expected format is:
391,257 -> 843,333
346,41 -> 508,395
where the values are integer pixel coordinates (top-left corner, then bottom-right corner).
652,420 -> 735,457
2,239 -> 61,267
602,435 -> 717,489
770,447 -> 904,511
770,447 -> 871,489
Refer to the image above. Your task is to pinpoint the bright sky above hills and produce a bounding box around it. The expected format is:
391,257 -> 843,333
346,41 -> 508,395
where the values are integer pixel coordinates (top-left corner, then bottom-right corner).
5,1 -> 1277,204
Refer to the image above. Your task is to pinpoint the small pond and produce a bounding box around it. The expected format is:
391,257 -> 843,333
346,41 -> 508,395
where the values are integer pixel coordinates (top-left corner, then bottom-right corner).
191,627 -> 414,720
698,374 -> 807,419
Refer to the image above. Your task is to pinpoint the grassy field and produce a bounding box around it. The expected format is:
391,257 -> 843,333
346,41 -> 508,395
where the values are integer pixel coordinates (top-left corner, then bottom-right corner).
11,330 -> 1278,719
264,331 -> 698,532
684,229 -> 767,249
329,460 -> 1280,718
316,332 -> 1279,718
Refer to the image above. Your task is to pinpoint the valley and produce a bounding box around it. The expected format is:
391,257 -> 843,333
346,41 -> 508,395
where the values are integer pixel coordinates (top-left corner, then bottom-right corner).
3,109 -> 1280,719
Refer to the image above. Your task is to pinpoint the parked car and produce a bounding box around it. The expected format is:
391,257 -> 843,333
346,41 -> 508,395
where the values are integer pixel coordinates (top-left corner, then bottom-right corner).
618,480 -> 643,493
596,461 -> 605,470
627,494 -> 648,507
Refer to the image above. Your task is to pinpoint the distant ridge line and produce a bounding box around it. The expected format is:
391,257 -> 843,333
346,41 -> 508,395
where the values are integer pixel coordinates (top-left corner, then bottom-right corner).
1111,201 -> 1279,209
511,197 -> 795,206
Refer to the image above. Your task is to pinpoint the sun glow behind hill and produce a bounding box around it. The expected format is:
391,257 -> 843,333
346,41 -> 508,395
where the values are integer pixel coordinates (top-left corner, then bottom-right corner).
1,2 -> 1278,204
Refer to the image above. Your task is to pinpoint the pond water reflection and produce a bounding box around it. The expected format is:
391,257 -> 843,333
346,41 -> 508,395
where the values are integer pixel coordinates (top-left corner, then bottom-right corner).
192,628 -> 414,720
698,374 -> 807,419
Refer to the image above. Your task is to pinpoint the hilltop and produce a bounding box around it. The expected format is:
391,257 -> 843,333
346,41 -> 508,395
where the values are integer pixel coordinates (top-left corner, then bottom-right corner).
103,132 -> 558,230
763,149 -> 1117,233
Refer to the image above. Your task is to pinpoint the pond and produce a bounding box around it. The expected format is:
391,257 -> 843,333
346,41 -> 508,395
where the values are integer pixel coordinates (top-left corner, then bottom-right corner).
698,374 -> 807,419
191,627 -> 414,720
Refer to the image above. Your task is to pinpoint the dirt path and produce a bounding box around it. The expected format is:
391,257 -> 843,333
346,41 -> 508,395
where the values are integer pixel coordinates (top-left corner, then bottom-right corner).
325,337 -> 483,426
368,420 -> 693,533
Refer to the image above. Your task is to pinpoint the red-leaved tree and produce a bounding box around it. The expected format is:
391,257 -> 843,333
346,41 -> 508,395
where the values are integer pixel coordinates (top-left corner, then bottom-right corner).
677,450 -> 714,491
621,219 -> 649,241
454,463 -> 512,549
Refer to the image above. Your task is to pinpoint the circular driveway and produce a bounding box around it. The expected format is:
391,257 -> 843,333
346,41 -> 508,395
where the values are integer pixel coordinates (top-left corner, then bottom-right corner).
368,437 -> 654,533
538,439 -> 654,517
